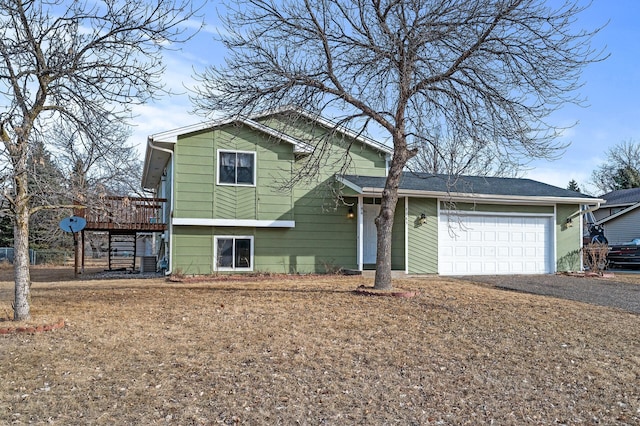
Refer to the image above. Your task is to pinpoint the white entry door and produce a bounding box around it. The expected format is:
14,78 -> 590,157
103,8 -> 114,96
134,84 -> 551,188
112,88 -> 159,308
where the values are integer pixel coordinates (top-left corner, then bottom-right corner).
438,213 -> 553,275
363,204 -> 379,264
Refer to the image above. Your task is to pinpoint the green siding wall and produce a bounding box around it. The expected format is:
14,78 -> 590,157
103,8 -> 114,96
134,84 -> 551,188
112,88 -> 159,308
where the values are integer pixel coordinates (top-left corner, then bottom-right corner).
442,202 -> 554,214
391,198 -> 406,271
170,114 -> 389,274
171,204 -> 359,275
407,198 -> 438,274
174,126 -> 295,221
556,204 -> 582,272
172,226 -> 214,275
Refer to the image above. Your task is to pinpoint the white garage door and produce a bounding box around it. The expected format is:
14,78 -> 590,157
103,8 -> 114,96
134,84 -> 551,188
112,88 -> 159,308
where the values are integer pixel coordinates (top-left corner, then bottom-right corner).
438,213 -> 553,275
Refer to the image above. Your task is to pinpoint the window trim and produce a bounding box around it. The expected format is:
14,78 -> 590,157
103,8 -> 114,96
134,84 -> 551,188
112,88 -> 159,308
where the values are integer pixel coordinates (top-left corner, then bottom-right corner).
213,235 -> 254,271
216,149 -> 257,187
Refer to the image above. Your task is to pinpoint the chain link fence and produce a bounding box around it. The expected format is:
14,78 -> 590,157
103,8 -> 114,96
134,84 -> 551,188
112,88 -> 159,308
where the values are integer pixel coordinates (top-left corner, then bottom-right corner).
0,247 -> 73,265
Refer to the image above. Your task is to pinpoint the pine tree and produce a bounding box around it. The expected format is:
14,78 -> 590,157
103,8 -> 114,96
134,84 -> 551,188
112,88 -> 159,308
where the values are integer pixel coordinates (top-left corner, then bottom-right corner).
567,179 -> 581,193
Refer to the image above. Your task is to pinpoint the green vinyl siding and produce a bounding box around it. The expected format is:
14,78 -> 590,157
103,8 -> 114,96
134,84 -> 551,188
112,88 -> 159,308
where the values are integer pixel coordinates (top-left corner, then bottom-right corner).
259,115 -> 388,178
172,226 -> 214,275
556,204 -> 582,272
171,205 -> 359,275
173,130 -> 215,219
442,202 -> 554,214
173,125 -> 295,221
407,198 -> 438,274
168,111 -> 389,274
391,198 -> 406,271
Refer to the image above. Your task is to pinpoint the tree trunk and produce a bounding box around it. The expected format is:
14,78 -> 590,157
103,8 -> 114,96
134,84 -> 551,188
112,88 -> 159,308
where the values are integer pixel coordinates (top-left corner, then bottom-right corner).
373,146 -> 411,290
13,180 -> 31,321
373,186 -> 399,290
13,150 -> 31,321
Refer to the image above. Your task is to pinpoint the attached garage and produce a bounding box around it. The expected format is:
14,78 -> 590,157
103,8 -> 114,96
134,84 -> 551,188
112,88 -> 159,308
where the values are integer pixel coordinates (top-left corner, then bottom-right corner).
338,173 -> 604,276
438,212 -> 553,275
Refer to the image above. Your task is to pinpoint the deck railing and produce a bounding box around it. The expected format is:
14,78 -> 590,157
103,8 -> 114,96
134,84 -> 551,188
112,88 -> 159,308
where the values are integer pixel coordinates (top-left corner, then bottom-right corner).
75,196 -> 167,231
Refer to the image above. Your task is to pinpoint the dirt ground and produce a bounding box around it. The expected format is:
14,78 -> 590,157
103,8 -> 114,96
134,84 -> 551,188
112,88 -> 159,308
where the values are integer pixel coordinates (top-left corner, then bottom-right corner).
1,267 -> 639,424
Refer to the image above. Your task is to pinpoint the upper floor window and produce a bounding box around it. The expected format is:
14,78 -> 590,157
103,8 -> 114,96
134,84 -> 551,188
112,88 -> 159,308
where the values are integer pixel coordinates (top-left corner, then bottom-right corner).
217,150 -> 256,186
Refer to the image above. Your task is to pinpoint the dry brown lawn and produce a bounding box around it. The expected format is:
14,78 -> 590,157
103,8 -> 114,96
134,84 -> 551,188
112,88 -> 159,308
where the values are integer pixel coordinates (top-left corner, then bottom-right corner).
0,267 -> 639,425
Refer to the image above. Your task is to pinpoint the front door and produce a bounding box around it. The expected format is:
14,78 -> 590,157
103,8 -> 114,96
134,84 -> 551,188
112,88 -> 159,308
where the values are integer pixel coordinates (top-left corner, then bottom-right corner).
363,204 -> 379,264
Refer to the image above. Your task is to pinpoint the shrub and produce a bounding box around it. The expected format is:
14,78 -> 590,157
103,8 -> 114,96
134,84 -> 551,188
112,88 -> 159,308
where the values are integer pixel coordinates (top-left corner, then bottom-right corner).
583,242 -> 609,274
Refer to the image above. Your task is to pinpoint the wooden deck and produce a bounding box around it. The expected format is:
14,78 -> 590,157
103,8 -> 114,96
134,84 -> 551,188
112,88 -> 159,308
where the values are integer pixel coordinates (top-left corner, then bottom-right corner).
75,196 -> 167,232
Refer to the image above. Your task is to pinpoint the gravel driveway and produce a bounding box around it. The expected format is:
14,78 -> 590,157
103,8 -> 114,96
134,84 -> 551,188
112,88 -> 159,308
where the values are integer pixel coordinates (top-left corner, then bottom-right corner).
458,274 -> 640,314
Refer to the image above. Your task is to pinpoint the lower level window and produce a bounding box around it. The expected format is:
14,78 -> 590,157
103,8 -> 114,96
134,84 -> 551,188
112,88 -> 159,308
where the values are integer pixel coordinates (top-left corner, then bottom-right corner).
215,236 -> 253,271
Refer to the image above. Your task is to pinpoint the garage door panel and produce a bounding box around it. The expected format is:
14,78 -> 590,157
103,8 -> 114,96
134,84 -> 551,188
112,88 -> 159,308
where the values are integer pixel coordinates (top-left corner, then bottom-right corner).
469,246 -> 482,257
439,213 -> 552,275
484,246 -> 496,256
483,231 -> 496,241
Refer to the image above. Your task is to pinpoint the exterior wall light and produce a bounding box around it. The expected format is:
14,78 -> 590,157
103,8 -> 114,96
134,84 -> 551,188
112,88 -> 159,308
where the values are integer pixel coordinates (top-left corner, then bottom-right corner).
419,213 -> 427,225
347,207 -> 355,219
566,217 -> 573,227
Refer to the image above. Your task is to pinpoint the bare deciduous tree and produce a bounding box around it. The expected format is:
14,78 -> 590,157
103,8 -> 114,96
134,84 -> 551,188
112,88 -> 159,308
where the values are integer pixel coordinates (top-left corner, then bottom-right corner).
407,128 -> 521,177
591,140 -> 640,194
194,0 -> 605,290
0,0 -> 201,320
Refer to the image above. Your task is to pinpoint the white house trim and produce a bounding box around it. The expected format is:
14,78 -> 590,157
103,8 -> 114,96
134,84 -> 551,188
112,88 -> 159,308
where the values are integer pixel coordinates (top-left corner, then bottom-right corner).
404,196 -> 409,274
439,209 -> 554,218
357,196 -> 364,271
173,218 -> 295,228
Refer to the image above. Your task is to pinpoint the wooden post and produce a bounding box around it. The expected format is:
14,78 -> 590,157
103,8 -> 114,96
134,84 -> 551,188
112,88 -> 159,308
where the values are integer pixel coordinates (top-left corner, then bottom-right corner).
73,232 -> 79,277
81,230 -> 85,274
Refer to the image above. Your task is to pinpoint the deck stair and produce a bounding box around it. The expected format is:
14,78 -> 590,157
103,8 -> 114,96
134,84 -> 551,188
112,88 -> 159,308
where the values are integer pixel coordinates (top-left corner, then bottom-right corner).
109,233 -> 136,271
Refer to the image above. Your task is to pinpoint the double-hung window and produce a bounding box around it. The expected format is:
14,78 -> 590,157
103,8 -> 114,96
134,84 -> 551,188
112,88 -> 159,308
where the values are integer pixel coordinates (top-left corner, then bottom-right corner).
218,150 -> 256,186
215,236 -> 254,271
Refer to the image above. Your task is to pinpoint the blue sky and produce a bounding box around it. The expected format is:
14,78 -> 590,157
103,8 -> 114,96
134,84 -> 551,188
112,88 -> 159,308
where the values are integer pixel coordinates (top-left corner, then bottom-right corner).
132,0 -> 639,195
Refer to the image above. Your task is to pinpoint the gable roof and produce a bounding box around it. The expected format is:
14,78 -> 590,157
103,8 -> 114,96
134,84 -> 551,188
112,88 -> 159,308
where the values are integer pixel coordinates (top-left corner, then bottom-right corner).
599,188 -> 640,206
338,173 -> 602,204
142,108 -> 393,189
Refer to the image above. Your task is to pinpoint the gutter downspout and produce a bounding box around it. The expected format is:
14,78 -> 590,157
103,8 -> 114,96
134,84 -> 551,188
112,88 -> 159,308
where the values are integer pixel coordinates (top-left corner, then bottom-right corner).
566,201 -> 603,223
581,202 -> 602,218
147,138 -> 174,276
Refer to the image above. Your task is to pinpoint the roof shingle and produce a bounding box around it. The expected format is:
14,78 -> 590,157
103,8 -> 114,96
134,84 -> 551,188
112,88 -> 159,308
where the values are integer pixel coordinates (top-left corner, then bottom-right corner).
341,172 -> 597,200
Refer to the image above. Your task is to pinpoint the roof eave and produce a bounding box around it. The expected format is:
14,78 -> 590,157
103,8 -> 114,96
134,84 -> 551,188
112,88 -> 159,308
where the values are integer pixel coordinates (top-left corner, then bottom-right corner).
251,106 -> 394,155
356,186 -> 604,205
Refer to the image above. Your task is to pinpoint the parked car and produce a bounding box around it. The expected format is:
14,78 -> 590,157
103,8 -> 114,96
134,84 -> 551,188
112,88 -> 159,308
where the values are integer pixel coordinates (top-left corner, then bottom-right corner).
607,238 -> 640,268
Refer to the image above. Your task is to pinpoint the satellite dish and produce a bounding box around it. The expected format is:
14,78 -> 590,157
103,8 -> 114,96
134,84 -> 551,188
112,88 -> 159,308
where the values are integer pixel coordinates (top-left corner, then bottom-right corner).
59,216 -> 87,233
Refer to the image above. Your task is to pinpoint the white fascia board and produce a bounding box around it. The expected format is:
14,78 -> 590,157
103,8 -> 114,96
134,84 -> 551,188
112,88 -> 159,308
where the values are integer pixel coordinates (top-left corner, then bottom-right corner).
253,106 -> 394,155
300,111 -> 394,155
173,218 -> 295,228
149,120 -> 225,144
148,116 -> 314,153
148,107 -> 393,155
357,187 -> 605,206
335,175 -> 364,194
240,119 -> 314,153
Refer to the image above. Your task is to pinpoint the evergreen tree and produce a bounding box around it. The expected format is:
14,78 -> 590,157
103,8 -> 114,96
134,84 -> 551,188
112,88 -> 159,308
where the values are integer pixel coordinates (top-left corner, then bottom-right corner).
567,179 -> 581,193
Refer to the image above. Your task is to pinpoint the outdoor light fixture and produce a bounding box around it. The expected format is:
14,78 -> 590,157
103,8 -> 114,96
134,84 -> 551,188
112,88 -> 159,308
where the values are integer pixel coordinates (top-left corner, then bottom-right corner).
347,207 -> 355,219
566,217 -> 573,227
419,213 -> 427,225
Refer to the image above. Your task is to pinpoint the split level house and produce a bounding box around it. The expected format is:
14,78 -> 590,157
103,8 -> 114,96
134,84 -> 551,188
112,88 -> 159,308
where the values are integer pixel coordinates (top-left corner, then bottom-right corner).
142,108 -> 604,276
